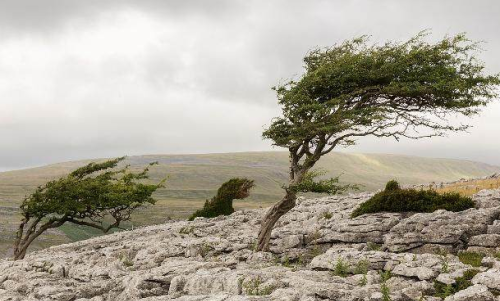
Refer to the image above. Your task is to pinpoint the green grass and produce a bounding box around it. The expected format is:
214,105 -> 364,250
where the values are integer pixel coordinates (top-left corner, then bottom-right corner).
434,269 -> 480,299
458,252 -> 485,267
0,151 -> 498,258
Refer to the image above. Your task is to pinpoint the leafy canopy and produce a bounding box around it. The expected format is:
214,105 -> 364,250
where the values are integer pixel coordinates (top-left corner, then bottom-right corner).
291,170 -> 357,194
20,157 -> 164,231
264,32 -> 499,154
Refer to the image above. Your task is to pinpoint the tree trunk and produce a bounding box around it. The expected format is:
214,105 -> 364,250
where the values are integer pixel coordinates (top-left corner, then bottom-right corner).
256,189 -> 297,251
12,219 -> 57,260
13,246 -> 28,260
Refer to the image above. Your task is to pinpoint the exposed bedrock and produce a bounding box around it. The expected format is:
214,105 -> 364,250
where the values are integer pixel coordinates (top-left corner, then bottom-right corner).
1,189 -> 500,300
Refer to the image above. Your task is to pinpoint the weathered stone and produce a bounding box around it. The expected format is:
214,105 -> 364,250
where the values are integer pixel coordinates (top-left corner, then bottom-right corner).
384,208 -> 500,252
473,189 -> 500,208
1,189 -> 500,300
472,269 -> 500,290
443,284 -> 495,301
469,234 -> 500,247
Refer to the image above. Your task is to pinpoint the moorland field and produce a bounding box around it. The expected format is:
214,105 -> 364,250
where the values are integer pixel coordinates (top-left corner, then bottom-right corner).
0,151 -> 499,257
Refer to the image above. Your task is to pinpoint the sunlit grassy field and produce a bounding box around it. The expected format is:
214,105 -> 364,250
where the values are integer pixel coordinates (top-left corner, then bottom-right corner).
436,177 -> 500,196
0,151 -> 498,258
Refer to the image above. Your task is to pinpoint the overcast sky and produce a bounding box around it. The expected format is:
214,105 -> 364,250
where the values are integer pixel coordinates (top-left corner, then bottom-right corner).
0,0 -> 499,171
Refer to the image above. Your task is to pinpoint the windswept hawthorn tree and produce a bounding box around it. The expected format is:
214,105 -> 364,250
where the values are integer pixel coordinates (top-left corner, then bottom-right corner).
13,157 -> 165,260
256,33 -> 500,251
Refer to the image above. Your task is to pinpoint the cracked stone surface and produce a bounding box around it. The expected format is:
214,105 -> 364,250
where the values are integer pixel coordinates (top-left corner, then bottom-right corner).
1,189 -> 500,300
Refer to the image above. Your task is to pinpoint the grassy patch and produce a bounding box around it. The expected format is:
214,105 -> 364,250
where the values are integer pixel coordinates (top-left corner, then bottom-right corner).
379,271 -> 392,301
241,277 -> 275,296
367,242 -> 382,251
434,269 -> 480,299
437,178 -> 500,196
332,258 -> 349,277
322,211 -> 333,219
351,181 -> 475,218
458,252 -> 485,267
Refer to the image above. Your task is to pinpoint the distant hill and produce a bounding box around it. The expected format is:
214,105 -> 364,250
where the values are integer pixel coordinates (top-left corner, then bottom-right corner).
0,151 -> 499,257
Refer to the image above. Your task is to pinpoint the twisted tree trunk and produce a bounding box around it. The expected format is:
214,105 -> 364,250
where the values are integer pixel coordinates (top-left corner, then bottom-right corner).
256,189 -> 297,251
255,143 -> 322,251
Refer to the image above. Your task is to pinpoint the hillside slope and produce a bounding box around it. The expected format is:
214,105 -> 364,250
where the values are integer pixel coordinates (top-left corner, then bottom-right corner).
1,189 -> 500,300
0,151 -> 498,257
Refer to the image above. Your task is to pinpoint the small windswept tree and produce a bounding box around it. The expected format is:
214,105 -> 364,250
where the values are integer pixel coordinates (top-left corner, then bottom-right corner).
13,157 -> 165,260
188,178 -> 254,221
256,32 -> 500,251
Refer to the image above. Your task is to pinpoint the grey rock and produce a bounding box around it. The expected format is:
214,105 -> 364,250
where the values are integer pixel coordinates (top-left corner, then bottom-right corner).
1,188 -> 500,300
469,234 -> 500,247
384,208 -> 500,252
472,269 -> 500,290
444,284 -> 495,301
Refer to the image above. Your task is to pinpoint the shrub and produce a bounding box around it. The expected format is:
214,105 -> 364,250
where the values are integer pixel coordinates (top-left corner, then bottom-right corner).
385,180 -> 400,191
434,269 -> 480,298
242,276 -> 275,296
188,178 -> 254,221
322,211 -> 333,219
379,271 -> 392,301
351,180 -> 474,218
332,258 -> 349,277
367,242 -> 382,251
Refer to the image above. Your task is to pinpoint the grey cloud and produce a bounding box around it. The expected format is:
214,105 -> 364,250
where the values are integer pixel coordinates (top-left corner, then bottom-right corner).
0,0 -> 499,170
0,0 -> 242,37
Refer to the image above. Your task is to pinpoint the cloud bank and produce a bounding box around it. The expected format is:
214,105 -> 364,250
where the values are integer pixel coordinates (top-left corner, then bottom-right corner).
0,0 -> 499,170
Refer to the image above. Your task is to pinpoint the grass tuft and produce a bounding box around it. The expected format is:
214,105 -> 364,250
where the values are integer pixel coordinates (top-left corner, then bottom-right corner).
458,251 -> 484,267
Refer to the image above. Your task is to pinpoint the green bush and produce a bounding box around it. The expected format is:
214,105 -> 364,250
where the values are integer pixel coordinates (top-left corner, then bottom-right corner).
188,178 -> 254,221
434,269 -> 479,298
351,181 -> 474,218
332,258 -> 349,277
385,180 -> 400,191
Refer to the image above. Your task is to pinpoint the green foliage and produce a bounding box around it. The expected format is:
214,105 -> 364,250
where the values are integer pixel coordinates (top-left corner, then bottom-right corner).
380,270 -> 392,301
188,178 -> 254,221
367,242 -> 382,251
14,158 -> 164,259
322,211 -> 333,219
257,32 -> 498,251
359,274 -> 368,287
434,269 -> 480,298
199,242 -> 212,258
21,158 -> 163,221
458,251 -> 485,267
379,270 -> 392,282
441,255 -> 450,273
242,277 -> 275,296
264,32 -> 499,151
351,180 -> 475,217
354,259 -> 370,275
332,258 -> 349,277
291,170 -> 356,195
179,226 -> 195,235
385,180 -> 400,191
122,257 -> 134,267
381,282 -> 391,301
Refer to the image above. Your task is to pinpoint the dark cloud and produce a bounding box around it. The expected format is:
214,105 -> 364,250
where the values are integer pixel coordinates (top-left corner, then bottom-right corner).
0,0 -> 499,170
0,0 -> 241,34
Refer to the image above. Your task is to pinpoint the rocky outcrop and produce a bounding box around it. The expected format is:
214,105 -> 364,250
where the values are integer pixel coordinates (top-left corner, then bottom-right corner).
1,189 -> 500,300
